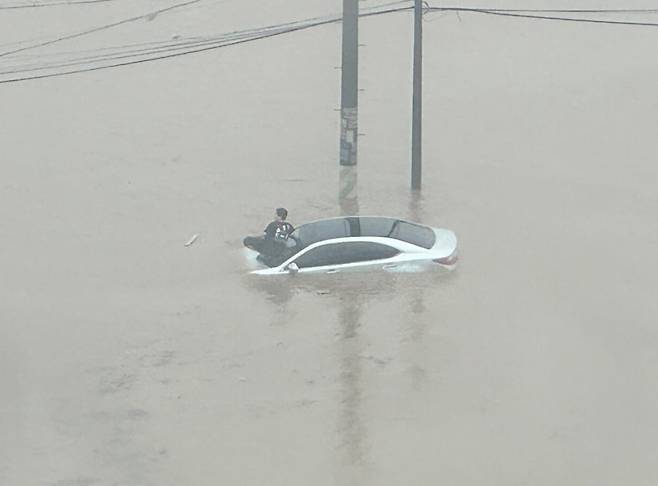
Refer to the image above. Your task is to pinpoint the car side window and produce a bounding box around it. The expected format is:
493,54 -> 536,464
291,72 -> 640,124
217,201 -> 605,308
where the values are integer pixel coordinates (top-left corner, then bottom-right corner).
294,242 -> 399,268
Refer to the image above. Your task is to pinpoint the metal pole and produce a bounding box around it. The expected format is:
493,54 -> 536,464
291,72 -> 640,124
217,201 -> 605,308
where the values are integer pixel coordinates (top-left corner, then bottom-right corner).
339,0 -> 358,166
411,0 -> 423,189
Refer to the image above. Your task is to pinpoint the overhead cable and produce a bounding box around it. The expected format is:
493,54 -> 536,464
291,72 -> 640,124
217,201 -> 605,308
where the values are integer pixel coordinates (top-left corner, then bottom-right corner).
0,0 -> 203,58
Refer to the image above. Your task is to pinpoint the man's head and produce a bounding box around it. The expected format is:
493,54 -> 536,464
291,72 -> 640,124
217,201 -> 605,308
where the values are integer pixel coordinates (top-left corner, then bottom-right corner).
276,207 -> 288,221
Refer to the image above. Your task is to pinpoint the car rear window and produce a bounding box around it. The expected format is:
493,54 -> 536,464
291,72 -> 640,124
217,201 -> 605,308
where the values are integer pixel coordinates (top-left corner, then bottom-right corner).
388,221 -> 435,249
294,242 -> 399,268
353,217 -> 435,249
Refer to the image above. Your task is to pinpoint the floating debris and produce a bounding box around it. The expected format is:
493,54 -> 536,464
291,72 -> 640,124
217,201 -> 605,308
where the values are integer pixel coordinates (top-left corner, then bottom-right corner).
184,234 -> 199,247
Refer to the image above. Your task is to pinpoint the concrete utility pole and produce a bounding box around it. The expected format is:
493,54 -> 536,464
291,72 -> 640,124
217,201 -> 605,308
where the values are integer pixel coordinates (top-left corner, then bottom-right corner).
339,0 -> 358,166
411,0 -> 423,189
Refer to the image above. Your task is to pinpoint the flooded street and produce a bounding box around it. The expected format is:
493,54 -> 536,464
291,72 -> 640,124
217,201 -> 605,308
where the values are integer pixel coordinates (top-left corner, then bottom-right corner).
2,1 -> 658,485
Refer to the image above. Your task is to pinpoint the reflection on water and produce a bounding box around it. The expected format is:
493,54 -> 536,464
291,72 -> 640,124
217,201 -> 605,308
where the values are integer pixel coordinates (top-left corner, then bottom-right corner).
407,189 -> 424,223
337,162 -> 366,476
336,292 -> 367,477
406,190 -> 429,387
339,166 -> 359,216
241,178 -> 457,483
244,274 -> 295,306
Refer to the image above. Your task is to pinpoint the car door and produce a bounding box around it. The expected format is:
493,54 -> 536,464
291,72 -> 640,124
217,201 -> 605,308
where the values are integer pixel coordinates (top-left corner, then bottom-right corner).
289,241 -> 400,274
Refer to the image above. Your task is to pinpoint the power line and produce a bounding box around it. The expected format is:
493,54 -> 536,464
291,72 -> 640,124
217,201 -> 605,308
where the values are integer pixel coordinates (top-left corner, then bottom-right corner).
5,4 -> 658,84
0,5 -> 411,84
427,7 -> 658,28
4,36 -> 205,60
0,0 -> 203,58
0,10 -> 342,70
0,0 -> 117,9
5,3 -> 658,63
0,29 -> 290,75
434,7 -> 658,14
0,25 -> 315,83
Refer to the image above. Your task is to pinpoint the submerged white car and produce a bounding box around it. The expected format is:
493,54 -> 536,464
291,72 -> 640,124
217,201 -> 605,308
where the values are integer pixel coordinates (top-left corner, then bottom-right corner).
245,216 -> 458,275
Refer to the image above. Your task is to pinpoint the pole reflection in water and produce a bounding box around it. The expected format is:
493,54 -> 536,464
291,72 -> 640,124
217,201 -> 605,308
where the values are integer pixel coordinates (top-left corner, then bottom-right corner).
339,165 -> 359,216
336,163 -> 367,481
405,190 -> 429,389
336,292 -> 367,476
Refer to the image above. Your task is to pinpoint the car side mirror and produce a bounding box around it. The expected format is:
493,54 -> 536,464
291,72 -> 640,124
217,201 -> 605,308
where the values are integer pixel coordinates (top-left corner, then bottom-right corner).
286,262 -> 299,274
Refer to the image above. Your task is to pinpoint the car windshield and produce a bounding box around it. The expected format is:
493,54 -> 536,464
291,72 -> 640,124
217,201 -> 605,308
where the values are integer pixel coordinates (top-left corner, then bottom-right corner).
290,218 -> 350,248
290,217 -> 435,249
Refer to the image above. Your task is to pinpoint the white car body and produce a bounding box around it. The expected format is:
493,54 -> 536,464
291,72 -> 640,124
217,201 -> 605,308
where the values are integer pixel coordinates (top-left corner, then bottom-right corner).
246,217 -> 457,276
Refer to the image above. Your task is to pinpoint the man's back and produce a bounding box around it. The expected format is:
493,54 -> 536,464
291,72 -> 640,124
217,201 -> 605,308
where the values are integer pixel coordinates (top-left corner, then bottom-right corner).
264,220 -> 294,240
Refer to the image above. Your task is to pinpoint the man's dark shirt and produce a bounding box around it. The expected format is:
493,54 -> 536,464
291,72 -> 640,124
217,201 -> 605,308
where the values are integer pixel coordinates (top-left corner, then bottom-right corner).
264,220 -> 294,240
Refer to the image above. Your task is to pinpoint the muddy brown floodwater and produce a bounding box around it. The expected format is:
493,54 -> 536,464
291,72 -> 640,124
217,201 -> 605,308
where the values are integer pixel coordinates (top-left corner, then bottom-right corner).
1,1 -> 657,485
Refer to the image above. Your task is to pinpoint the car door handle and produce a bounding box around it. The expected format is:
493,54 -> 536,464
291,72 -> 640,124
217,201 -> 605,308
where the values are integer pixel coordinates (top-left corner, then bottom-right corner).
326,269 -> 339,274
383,264 -> 397,270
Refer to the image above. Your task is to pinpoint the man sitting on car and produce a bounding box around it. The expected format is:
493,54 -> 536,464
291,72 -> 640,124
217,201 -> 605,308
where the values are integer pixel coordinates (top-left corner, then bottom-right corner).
243,208 -> 295,265
264,207 -> 294,241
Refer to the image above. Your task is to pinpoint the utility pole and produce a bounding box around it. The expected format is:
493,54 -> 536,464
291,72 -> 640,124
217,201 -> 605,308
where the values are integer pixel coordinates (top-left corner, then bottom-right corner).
411,0 -> 423,190
339,0 -> 358,166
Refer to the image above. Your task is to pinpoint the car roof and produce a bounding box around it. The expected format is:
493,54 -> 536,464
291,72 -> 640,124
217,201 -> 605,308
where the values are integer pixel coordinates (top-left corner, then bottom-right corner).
291,216 -> 436,250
